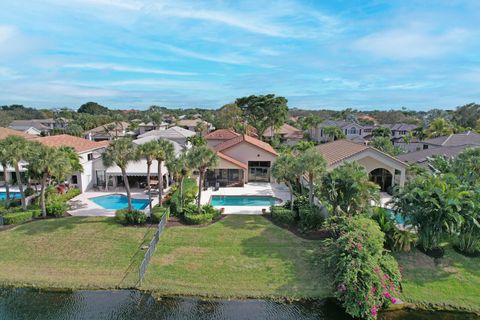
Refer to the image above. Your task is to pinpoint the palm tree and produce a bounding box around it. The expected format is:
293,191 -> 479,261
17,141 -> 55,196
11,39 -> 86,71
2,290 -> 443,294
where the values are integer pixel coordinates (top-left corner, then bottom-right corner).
194,121 -> 207,136
152,139 -> 175,207
27,144 -> 75,217
166,151 -> 191,210
0,139 -> 12,208
58,146 -> 84,175
138,141 -> 159,214
298,148 -> 327,206
187,146 -> 218,210
102,138 -> 139,212
425,118 -> 454,138
271,153 -> 301,211
3,136 -> 33,210
322,126 -> 346,141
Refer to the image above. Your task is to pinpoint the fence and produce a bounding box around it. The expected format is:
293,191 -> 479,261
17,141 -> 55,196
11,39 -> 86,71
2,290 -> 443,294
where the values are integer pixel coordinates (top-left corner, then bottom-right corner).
138,213 -> 167,285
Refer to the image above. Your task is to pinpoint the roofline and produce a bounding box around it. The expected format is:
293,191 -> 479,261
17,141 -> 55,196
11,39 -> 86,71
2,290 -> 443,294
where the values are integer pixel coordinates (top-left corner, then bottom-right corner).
214,135 -> 278,156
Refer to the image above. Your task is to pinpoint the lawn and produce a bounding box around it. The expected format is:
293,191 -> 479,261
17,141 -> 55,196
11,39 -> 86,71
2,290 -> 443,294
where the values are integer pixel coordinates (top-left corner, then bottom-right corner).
396,248 -> 480,313
142,215 -> 330,299
0,217 -> 154,289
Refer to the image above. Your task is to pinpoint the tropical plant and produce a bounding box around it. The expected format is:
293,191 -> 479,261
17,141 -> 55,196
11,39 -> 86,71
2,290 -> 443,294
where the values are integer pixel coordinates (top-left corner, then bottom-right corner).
138,140 -> 159,214
372,127 -> 392,138
0,139 -> 12,208
152,139 -> 175,207
452,186 -> 480,254
320,162 -> 379,216
294,140 -> 314,152
392,228 -> 417,252
298,148 -> 327,206
186,135 -> 206,147
102,138 -> 139,212
370,137 -> 403,156
271,153 -> 301,211
166,151 -> 191,210
322,126 -> 345,141
187,146 -> 218,210
424,117 -> 454,138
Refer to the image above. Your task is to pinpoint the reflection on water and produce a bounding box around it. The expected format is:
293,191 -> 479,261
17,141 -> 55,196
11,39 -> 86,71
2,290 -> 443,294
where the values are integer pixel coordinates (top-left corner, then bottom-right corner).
0,289 -> 478,320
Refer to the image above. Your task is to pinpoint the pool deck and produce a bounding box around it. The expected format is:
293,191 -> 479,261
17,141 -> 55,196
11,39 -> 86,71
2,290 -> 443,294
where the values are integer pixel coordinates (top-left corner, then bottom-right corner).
68,189 -> 160,217
201,182 -> 290,215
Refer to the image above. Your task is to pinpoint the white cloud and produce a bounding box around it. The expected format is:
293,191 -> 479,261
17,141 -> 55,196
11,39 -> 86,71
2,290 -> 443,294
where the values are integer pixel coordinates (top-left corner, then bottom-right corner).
354,26 -> 470,59
63,63 -> 196,76
159,44 -> 252,65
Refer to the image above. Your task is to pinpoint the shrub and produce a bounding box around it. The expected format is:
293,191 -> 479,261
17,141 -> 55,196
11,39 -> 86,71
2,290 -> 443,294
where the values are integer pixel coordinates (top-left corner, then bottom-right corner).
125,210 -> 147,225
151,206 -> 169,223
2,211 -> 34,225
184,212 -> 213,225
46,195 -> 68,217
325,216 -> 401,320
24,187 -> 35,197
115,209 -> 128,224
59,188 -> 81,201
182,203 -> 221,225
298,206 -> 324,230
371,207 -> 396,249
270,206 -> 295,225
45,186 -> 58,198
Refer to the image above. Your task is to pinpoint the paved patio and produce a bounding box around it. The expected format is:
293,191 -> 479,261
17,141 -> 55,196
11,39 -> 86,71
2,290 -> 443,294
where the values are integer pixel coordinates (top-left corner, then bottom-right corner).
200,182 -> 290,214
68,189 -> 160,217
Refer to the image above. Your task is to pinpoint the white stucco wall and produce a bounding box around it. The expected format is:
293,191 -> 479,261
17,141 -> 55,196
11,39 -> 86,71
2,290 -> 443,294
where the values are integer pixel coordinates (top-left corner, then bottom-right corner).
220,142 -> 277,165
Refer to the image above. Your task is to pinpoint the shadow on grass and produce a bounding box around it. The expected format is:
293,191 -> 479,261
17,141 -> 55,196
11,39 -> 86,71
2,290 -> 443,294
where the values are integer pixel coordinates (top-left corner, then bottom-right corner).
13,216 -> 118,236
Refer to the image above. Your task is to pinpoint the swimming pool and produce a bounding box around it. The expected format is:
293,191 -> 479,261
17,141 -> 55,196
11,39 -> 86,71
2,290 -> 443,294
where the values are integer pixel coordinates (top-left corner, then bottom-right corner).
385,208 -> 408,225
210,196 -> 281,206
89,194 -> 150,210
0,192 -> 21,201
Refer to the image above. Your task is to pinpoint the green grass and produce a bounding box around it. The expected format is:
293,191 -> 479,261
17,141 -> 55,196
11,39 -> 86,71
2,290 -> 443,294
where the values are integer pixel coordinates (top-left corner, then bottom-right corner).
0,217 -> 154,289
396,248 -> 480,312
143,215 -> 330,299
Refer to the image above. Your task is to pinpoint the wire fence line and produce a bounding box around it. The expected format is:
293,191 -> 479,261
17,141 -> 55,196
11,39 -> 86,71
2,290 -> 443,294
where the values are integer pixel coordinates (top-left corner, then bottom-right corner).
138,213 -> 167,285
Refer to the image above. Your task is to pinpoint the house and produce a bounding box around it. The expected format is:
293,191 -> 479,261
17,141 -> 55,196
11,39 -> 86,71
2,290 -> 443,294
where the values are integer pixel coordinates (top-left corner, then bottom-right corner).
137,126 -> 196,147
137,121 -> 169,136
315,140 -> 407,192
34,135 -> 109,192
310,120 -> 369,143
204,130 -> 278,187
263,123 -> 303,145
9,118 -> 69,135
176,119 -> 213,135
421,131 -> 480,149
397,146 -> 470,168
382,123 -> 420,152
84,121 -> 130,141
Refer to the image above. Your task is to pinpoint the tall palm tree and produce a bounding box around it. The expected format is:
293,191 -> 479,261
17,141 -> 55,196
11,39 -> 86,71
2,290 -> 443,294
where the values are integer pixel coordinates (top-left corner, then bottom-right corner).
102,138 -> 139,212
271,153 -> 301,211
138,140 -> 159,213
298,148 -> 327,206
3,136 -> 33,210
187,146 -> 218,210
0,139 -> 12,208
425,118 -> 454,138
166,151 -> 191,210
152,139 -> 175,207
58,146 -> 84,175
27,144 -> 75,217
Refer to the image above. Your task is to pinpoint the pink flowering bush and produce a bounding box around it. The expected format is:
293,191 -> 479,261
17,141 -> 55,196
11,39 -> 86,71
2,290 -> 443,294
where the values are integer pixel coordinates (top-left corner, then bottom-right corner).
325,216 -> 401,319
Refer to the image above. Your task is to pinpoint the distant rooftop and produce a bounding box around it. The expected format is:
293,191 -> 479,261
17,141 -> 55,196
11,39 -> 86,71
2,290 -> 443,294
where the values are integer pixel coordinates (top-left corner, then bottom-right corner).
137,126 -> 196,139
423,131 -> 480,147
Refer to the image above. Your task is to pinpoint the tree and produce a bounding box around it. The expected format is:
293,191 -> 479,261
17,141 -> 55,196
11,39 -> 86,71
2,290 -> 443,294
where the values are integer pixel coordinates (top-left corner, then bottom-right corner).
214,103 -> 243,129
298,148 -> 327,206
370,137 -> 403,156
322,126 -> 345,141
102,138 -> 139,212
271,154 -> 301,211
152,139 -> 175,207
187,146 -> 218,210
166,151 -> 191,210
424,118 -> 454,138
0,139 -> 12,208
139,141 -> 160,214
27,144 -> 78,217
294,140 -> 314,152
236,94 -> 288,138
3,136 -> 33,210
194,121 -> 207,136
65,123 -> 84,137
77,102 -> 109,115
301,114 -> 322,131
186,135 -> 206,147
452,103 -> 480,129
320,162 -> 379,216
372,127 -> 392,138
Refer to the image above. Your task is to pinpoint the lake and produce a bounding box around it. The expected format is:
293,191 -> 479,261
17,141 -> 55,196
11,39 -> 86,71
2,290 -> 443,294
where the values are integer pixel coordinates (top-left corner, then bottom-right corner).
0,288 -> 478,320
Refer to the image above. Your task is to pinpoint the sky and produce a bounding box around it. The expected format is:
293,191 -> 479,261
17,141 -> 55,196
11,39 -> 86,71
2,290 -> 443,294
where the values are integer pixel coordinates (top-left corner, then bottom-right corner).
0,0 -> 479,110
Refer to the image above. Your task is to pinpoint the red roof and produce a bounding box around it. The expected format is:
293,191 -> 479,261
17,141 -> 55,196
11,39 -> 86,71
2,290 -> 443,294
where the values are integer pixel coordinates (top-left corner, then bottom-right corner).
0,127 -> 37,140
35,134 -> 109,153
217,152 -> 248,169
205,129 -> 240,140
213,134 -> 278,156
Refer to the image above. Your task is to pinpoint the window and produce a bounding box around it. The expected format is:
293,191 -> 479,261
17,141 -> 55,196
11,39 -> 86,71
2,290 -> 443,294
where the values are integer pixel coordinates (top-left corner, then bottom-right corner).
87,153 -> 93,161
71,175 -> 78,184
348,127 -> 357,135
96,170 -> 106,186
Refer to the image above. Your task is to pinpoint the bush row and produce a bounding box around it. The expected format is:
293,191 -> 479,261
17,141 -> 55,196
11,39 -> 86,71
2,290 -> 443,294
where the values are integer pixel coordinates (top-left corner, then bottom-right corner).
270,194 -> 324,231
183,203 -> 221,225
2,210 -> 41,225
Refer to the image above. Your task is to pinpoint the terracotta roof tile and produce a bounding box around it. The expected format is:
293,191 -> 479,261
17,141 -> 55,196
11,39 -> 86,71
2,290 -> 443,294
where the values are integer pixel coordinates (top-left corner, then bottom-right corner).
0,127 -> 37,140
205,129 -> 240,140
217,152 -> 248,169
35,134 -> 109,153
315,140 -> 370,166
263,123 -> 303,138
213,134 -> 278,156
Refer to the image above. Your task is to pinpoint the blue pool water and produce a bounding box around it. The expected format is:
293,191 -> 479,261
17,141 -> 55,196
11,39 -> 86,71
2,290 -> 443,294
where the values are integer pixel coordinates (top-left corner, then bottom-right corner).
210,196 -> 280,206
90,194 -> 150,210
0,192 -> 21,200
386,208 -> 407,225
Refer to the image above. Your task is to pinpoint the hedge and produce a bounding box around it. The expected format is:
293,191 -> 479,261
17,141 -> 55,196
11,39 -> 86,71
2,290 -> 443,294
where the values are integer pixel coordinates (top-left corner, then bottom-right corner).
298,206 -> 324,230
2,210 -> 37,225
182,203 -> 221,225
270,206 -> 295,225
115,209 -> 146,225
152,206 -> 169,223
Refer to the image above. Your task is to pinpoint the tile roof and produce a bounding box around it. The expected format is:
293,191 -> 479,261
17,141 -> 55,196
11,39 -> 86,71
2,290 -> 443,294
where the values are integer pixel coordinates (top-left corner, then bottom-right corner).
137,126 -> 196,139
315,140 -> 369,166
382,123 -> 418,131
205,129 -> 240,140
263,123 -> 303,138
397,145 -> 471,166
423,131 -> 480,147
86,121 -> 130,134
217,152 -> 248,169
0,127 -> 37,140
9,120 -> 50,131
213,134 -> 278,156
34,134 -> 109,153
177,119 -> 210,127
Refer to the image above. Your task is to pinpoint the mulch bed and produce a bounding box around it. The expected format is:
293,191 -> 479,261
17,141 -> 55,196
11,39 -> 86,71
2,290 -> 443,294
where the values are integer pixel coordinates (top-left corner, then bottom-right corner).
165,215 -> 226,228
262,214 -> 331,240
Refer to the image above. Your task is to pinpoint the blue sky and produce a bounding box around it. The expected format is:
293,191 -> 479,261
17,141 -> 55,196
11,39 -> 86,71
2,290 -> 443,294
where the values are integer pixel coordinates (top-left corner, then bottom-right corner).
0,0 -> 479,110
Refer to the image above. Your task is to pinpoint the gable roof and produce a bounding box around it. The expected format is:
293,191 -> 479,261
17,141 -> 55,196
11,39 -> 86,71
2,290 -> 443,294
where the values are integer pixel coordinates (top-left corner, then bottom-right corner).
9,120 -> 50,131
217,152 -> 248,169
319,120 -> 362,129
205,129 -> 240,140
137,126 -> 196,139
0,127 -> 37,140
213,134 -> 278,156
133,136 -> 183,155
35,134 -> 109,153
382,123 -> 418,131
85,121 -> 130,135
263,123 -> 303,138
315,139 -> 406,167
397,145 -> 471,167
423,131 -> 480,147
177,119 -> 210,127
